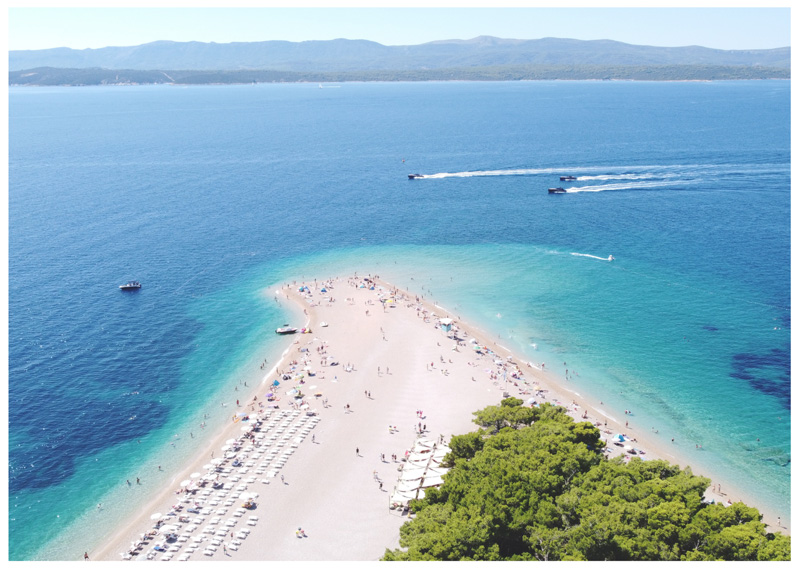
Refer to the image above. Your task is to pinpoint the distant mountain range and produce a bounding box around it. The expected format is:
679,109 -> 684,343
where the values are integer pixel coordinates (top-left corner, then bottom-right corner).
10,36 -> 790,72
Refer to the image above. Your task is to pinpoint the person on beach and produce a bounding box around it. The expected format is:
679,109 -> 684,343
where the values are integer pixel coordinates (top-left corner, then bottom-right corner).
84,552 -> 89,561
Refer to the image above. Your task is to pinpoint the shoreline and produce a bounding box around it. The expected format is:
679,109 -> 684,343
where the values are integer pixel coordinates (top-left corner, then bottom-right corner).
94,273 -> 789,560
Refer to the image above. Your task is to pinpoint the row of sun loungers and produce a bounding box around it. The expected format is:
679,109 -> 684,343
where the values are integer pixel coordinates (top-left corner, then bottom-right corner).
126,410 -> 320,561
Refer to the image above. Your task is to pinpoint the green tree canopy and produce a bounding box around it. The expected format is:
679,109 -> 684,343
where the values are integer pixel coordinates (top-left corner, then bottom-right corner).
384,402 -> 790,561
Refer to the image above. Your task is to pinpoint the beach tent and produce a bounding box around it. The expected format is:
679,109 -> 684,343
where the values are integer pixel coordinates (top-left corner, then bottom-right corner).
421,474 -> 445,487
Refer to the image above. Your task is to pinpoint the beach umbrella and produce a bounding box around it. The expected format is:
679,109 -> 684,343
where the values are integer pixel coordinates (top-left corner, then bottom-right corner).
150,513 -> 162,520
189,472 -> 201,479
221,445 -> 231,452
241,425 -> 252,431
179,480 -> 191,487
526,397 -> 536,405
202,463 -> 214,469
308,385 -> 317,390
211,458 -> 224,465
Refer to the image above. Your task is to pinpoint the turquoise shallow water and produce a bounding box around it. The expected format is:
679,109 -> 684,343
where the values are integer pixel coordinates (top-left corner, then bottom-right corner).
8,80 -> 789,559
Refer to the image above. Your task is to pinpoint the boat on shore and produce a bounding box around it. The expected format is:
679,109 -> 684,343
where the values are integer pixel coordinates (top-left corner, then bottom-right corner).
119,281 -> 141,290
408,174 -> 423,179
560,175 -> 577,181
275,326 -> 298,335
548,187 -> 567,194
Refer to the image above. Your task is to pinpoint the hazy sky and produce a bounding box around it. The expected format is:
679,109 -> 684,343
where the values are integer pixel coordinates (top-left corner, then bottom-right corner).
6,3 -> 792,52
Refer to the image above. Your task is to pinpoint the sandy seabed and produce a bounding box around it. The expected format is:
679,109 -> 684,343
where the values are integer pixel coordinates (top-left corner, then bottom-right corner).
95,274 -> 785,561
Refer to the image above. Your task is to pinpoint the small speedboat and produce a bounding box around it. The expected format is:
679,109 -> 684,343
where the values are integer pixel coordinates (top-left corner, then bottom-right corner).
548,187 -> 567,194
559,175 -> 577,181
408,174 -> 423,179
275,326 -> 298,335
119,281 -> 141,290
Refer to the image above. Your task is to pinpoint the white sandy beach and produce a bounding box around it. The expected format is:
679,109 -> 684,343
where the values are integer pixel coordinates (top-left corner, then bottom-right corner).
94,274 -> 788,561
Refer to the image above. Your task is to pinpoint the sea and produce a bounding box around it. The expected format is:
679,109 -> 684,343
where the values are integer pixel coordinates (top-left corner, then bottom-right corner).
8,80 -> 790,560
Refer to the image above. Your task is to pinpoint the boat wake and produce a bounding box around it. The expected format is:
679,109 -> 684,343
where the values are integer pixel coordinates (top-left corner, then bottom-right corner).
565,180 -> 687,193
424,167 -> 560,179
576,173 -> 672,181
571,253 -> 615,262
413,163 -> 788,194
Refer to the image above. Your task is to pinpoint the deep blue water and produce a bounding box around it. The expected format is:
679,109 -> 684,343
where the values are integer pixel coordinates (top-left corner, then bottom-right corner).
8,80 -> 790,559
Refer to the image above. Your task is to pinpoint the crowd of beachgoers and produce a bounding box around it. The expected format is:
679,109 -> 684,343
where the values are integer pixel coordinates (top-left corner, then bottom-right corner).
95,274 -> 782,561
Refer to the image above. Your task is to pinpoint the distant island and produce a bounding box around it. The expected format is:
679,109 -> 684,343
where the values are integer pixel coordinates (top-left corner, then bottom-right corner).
9,37 -> 790,86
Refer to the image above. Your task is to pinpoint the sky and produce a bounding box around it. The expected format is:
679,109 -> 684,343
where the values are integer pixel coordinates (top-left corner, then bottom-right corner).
5,2 -> 793,52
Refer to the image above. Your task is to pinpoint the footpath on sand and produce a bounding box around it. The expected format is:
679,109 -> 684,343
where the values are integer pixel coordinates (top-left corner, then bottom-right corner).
96,274 -> 781,561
